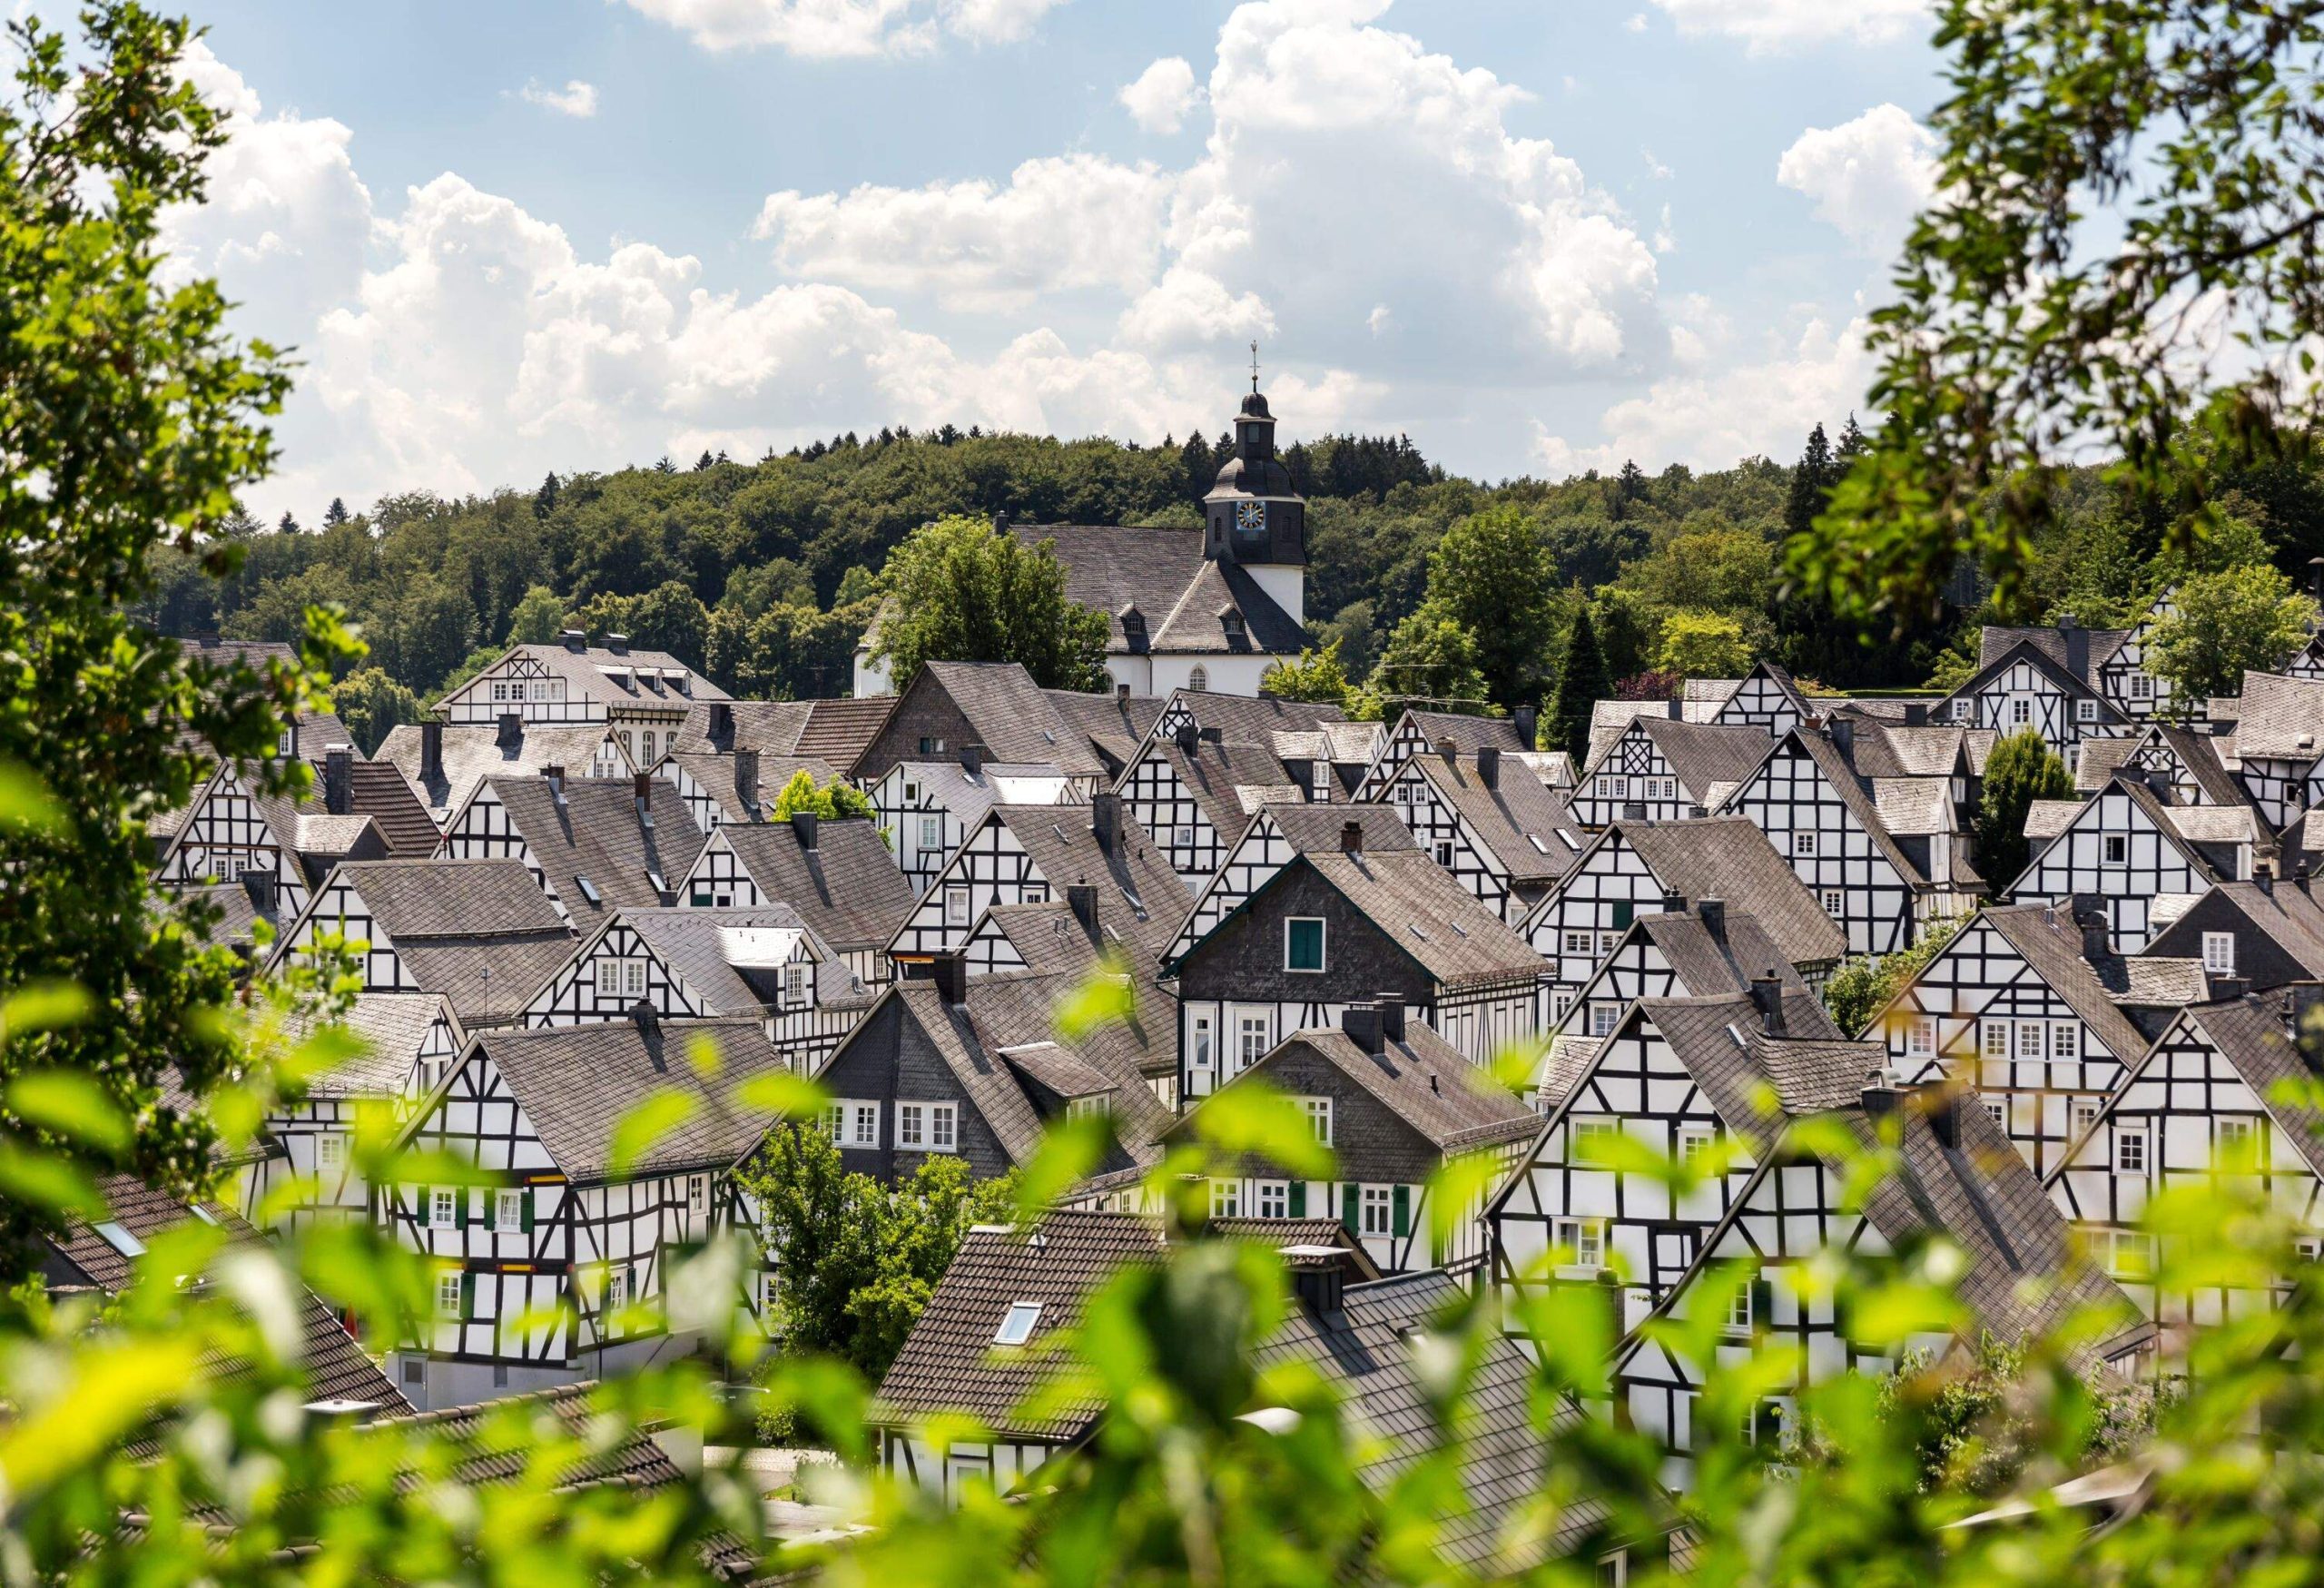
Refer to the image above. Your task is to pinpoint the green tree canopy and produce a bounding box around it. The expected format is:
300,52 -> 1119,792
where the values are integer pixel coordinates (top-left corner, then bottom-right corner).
1542,603 -> 1611,762
2143,564 -> 2317,708
329,668 -> 425,756
1366,610 -> 1489,711
504,582 -> 567,645
1977,730 -> 2075,892
1654,608 -> 1752,677
1409,503 -> 1562,710
1259,638 -> 1353,705
869,514 -> 1111,693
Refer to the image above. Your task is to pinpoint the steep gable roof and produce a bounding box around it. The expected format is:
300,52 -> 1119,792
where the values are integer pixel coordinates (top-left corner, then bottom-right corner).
1194,1020 -> 1537,1155
1404,748 -> 1581,888
988,803 -> 1187,960
714,817 -> 914,952
1974,904 -> 2155,1063
379,721 -> 626,816
661,749 -> 837,825
1572,819 -> 1847,969
1294,849 -> 1543,987
2230,670 -> 2324,760
486,774 -> 705,921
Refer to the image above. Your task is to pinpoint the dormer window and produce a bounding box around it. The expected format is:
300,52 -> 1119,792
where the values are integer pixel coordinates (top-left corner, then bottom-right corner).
994,1301 -> 1042,1346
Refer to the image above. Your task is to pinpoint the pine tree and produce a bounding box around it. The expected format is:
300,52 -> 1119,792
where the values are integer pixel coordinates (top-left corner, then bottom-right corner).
1975,728 -> 2074,891
322,497 -> 349,528
534,471 -> 559,518
277,509 -> 300,535
1837,412 -> 1868,461
1181,431 -> 1216,499
695,449 -> 714,471
1544,604 -> 1611,762
1785,422 -> 1836,540
654,455 -> 675,474
1610,459 -> 1649,520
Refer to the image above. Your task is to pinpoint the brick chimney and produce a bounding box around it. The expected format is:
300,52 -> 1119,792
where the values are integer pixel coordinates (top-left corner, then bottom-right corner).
420,720 -> 444,784
1090,792 -> 1121,857
1340,819 -> 1364,856
322,745 -> 354,815
1340,1000 -> 1384,1057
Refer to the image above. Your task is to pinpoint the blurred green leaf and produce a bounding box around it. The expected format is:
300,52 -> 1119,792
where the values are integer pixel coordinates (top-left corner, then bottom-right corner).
0,980 -> 96,1042
1013,1110 -> 1116,1226
5,1068 -> 130,1153
0,1142 -> 104,1218
608,1089 -> 697,1178
733,1070 -> 828,1119
0,760 -> 67,837
1055,957 -> 1137,1040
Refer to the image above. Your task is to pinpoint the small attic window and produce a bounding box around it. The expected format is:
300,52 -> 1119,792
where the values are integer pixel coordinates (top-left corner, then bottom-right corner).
1410,924 -> 1431,942
1556,827 -> 1581,850
995,1301 -> 1042,1346
1528,833 -> 1551,853
1041,728 -> 1057,744
1723,1023 -> 1746,1049
576,876 -> 603,906
189,1205 -> 220,1227
94,1221 -> 146,1258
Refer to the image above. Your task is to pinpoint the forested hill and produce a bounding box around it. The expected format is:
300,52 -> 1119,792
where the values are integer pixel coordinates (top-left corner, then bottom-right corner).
141,419 -> 2324,750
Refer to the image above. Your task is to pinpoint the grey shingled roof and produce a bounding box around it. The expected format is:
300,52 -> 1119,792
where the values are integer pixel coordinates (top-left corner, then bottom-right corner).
1942,639 -> 2121,724
1406,747 -> 1581,889
2175,994 -> 2324,1179
794,697 -> 902,766
976,899 -> 1164,987
1976,905 -> 2154,1065
346,760 -> 441,855
1147,738 -> 1312,838
1637,717 -> 1779,802
1296,849 -> 1545,988
2074,725 -> 2250,808
1194,1021 -> 1538,1156
446,641 -> 728,714
2173,882 -> 2324,977
379,721 -> 627,816
485,774 -> 706,921
990,803 -> 1188,961
663,750 -> 837,824
1782,727 -> 1945,889
1629,991 -> 1873,1149
1040,687 -> 1164,777
297,991 -> 462,1099
295,858 -> 576,1024
1599,819 -> 1848,969
1262,801 -> 1422,856
1147,558 -> 1305,655
606,904 -> 832,1012
1636,910 -> 1826,1010
912,662 -> 1115,780
1393,708 -> 1533,757
465,1016 -> 784,1183
716,818 -> 915,952
1158,691 -> 1345,745
1978,625 -> 2132,681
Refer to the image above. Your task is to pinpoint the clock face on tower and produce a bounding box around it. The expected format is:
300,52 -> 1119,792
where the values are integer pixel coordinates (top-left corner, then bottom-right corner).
1235,499 -> 1265,532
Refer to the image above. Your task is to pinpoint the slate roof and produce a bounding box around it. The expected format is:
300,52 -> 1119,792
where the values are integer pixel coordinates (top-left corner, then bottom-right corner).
1634,991 -> 1875,1147
716,818 -> 915,952
484,774 -> 706,922
1604,717 -> 1777,804
888,758 -> 1074,833
1262,801 -> 1422,856
296,991 -> 462,1099
1634,909 -> 1827,1010
1191,1021 -> 1538,1158
1585,699 -> 1723,764
672,696 -> 897,771
1393,707 -> 1534,758
2024,800 -> 2081,842
2074,725 -> 2250,808
346,760 -> 441,854
1976,905 -> 2154,1065
590,904 -> 832,1013
984,803 -> 1187,961
379,721 -> 627,816
1841,720 -> 1974,780
1158,691 -> 1346,745
910,662 -> 1117,780
1406,747 -> 1582,890
1871,777 -> 1956,836
446,641 -> 727,715
1040,687 -> 1164,777
42,1176 -> 409,1414
1941,639 -> 2122,722
1291,849 -> 1545,988
2171,882 -> 2324,977
2119,956 -> 2209,1007
169,879 -> 270,952
1148,737 -> 1312,836
2171,994 -> 2324,1179
1204,1217 -> 1384,1277
1978,625 -> 2132,681
663,750 -> 837,825
1000,523 -> 1305,656
1577,819 -> 1847,970
1786,726 -> 1952,889
293,858 -> 576,1024
975,899 -> 1164,987
1147,558 -> 1306,655
462,1016 -> 785,1183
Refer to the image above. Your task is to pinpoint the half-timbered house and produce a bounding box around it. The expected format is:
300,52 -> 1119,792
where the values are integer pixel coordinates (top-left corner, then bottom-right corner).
847,660 -> 1148,789
1490,986 -> 1860,1335
884,794 -> 1181,977
1867,902 -> 2161,1174
1118,728 -> 1313,892
1611,1084 -> 2148,1487
658,746 -> 835,831
1354,706 -> 1535,800
1146,688 -> 1351,761
1524,819 -> 1846,1025
2074,722 -> 2253,816
379,1013 -> 783,1410
1176,1000 -> 1537,1273
434,631 -> 729,771
379,716 -> 631,824
1162,804 -> 1420,974
675,695 -> 898,775
238,991 -> 467,1233
796,957 -> 1174,1181
1549,901 -> 1823,1078
2046,988 -> 2324,1336
1933,636 -> 2131,762
440,770 -> 706,928
1719,722 -> 1975,957
2141,877 -> 2324,992
1163,838 -> 1543,1102
2286,631 -> 2324,682
1381,741 -> 1581,924
677,814 -> 914,988
273,858 -> 577,1029
866,753 -> 1079,897
1571,715 -> 1774,830
2224,670 -> 2324,830
2011,775 -> 2235,949
158,755 -> 393,926
1709,659 -> 1812,735
518,903 -> 870,1071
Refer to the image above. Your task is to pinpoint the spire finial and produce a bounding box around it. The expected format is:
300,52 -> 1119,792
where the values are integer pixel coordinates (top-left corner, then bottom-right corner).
1249,340 -> 1260,394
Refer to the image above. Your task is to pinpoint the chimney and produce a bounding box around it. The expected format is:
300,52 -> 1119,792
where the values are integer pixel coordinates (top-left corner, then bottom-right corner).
960,744 -> 983,775
632,1002 -> 658,1039
1931,1086 -> 1963,1150
1666,697 -> 1683,720
2062,616 -> 2090,681
606,633 -> 630,656
791,811 -> 820,851
1513,704 -> 1538,752
2257,860 -> 2276,897
2078,908 -> 2110,962
545,763 -> 566,802
633,771 -> 654,824
708,701 -> 734,745
2211,974 -> 2250,1002
1698,897 -> 1726,942
2310,556 -> 2324,603
2284,983 -> 2324,1049
1434,735 -> 1458,763
734,747 -> 759,811
1903,701 -> 1927,727
1340,1000 -> 1384,1058
992,508 -> 1011,532
1861,1067 -> 1904,1123
560,627 -> 586,652
1090,792 -> 1122,857
2299,854 -> 2314,893
1829,717 -> 1855,761
241,870 -> 278,918
1377,998 -> 1406,1045
931,951 -> 968,1007
497,711 -> 521,749
1065,882 -> 1098,939
1117,682 -> 1131,705
1339,819 -> 1364,857
1662,888 -> 1687,913
323,745 -> 354,815
1749,974 -> 1784,1034
1288,1258 -> 1345,1319
420,720 -> 444,784
1173,722 -> 1198,755
1476,745 -> 1501,791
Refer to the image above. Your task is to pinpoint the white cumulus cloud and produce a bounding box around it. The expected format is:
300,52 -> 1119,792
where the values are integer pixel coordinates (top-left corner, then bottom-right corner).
1119,56 -> 1200,133
1777,103 -> 1937,256
517,78 -> 599,117
1646,0 -> 1925,53
614,0 -> 1068,57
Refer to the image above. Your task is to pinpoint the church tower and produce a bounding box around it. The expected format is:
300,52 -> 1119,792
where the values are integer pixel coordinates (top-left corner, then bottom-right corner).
1200,352 -> 1307,626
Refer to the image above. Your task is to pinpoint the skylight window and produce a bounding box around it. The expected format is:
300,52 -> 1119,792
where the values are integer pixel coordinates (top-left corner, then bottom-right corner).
576,876 -> 603,906
1555,828 -> 1581,850
994,1301 -> 1042,1346
94,1221 -> 146,1258
1528,833 -> 1550,853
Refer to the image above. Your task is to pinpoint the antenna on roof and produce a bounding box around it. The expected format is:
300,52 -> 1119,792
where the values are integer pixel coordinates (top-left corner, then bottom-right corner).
1250,340 -> 1260,393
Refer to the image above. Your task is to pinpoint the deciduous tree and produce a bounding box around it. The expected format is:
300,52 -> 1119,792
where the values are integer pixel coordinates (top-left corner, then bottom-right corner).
868,514 -> 1111,693
1977,730 -> 2074,892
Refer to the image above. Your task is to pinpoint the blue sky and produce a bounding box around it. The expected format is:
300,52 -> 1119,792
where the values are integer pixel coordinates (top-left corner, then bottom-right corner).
167,0 -> 1944,519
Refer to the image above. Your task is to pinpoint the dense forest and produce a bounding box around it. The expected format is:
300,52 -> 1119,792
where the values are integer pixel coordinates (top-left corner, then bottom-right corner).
143,416 -> 2324,751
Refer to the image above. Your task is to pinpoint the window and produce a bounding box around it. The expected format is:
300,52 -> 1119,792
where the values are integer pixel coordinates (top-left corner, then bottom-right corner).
1598,932 -> 1620,954
1596,1551 -> 1630,1588
436,1269 -> 464,1318
496,1189 -> 525,1229
1981,1021 -> 2010,1060
1726,1284 -> 1755,1332
1562,930 -> 1593,955
826,1100 -> 881,1149
1188,666 -> 1209,692
2016,1021 -> 2044,1062
1678,1127 -> 1716,1171
1594,776 -> 1616,797
606,1266 -> 629,1313
1173,824 -> 1196,850
596,957 -> 647,1000
316,1132 -> 347,1170
943,885 -> 970,927
2102,1228 -> 2157,1277
1570,1118 -> 1619,1163
1300,1097 -> 1333,1144
1284,917 -> 1326,972
1905,1015 -> 1937,1059
898,1101 -> 959,1152
1820,889 -> 1845,917
1589,1002 -> 1620,1037
1652,778 -> 1678,801
431,1188 -> 458,1228
1236,1012 -> 1272,1071
2115,1127 -> 2149,1174
276,726 -> 296,755
917,815 -> 941,851
92,1221 -> 146,1258
1067,1094 -> 1110,1121
1189,1013 -> 1216,1074
403,1358 -> 424,1386
1210,1179 -> 1241,1218
2072,1099 -> 2101,1138
1984,1099 -> 2007,1128
2202,932 -> 2236,973
2102,833 -> 2128,865
779,962 -> 808,1008
2218,1117 -> 2256,1163
2077,698 -> 2098,722
1551,990 -> 1575,1021
687,1175 -> 707,1215
1553,1217 -> 1608,1270
2011,698 -> 2031,726
901,779 -> 921,804
917,735 -> 945,755
1432,839 -> 1455,867
491,681 -> 509,703
1257,1181 -> 1289,1218
1360,1185 -> 1392,1237
1792,831 -> 1818,858
2131,674 -> 2154,700
994,1301 -> 1042,1346
2049,1023 -> 2081,1062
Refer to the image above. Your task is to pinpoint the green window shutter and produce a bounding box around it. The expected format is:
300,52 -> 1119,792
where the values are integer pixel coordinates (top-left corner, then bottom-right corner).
454,1189 -> 468,1229
520,1189 -> 536,1234
1288,1181 -> 1305,1218
1612,901 -> 1634,928
1751,1277 -> 1775,1331
483,1191 -> 498,1231
1391,1185 -> 1410,1238
1342,1183 -> 1359,1234
459,1272 -> 474,1317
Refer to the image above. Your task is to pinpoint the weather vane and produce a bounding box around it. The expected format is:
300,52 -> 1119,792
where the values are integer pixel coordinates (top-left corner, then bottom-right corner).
1249,340 -> 1260,393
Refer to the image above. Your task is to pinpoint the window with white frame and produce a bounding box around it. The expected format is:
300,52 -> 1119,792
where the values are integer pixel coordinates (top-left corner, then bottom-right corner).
1678,1127 -> 1716,1171
1256,1181 -> 1288,1218
1551,990 -> 1575,1021
1210,1179 -> 1241,1218
496,1189 -> 525,1228
1570,1118 -> 1619,1163
2103,833 -> 2128,865
1589,1002 -> 1620,1037
2115,1127 -> 2149,1174
942,885 -> 970,927
1173,824 -> 1196,850
1360,1185 -> 1392,1237
2131,674 -> 2154,700
606,1265 -> 629,1313
779,962 -> 808,1008
1562,929 -> 1592,955
2011,698 -> 2031,726
1981,1021 -> 2009,1060
2016,1021 -> 2044,1061
316,1132 -> 347,1170
1189,1013 -> 1216,1073
1984,1098 -> 2007,1128
897,1100 -> 959,1152
916,815 -> 940,851
1726,1284 -> 1755,1332
686,1175 -> 707,1215
2202,932 -> 2236,973
435,1268 -> 463,1317
1300,1096 -> 1333,1144
596,957 -> 647,1000
2072,1098 -> 2101,1137
1236,1013 -> 1271,1071
826,1100 -> 881,1149
277,725 -> 297,755
901,779 -> 921,804
1793,831 -> 1818,858
2077,698 -> 2098,722
1598,932 -> 1620,954
2217,1117 -> 2256,1163
1905,1015 -> 1937,1058
2050,1023 -> 2081,1061
1433,839 -> 1455,867
1553,1216 -> 1607,1270
2102,1227 -> 2157,1277
1820,889 -> 1845,917
1188,666 -> 1209,692
431,1188 -> 458,1228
